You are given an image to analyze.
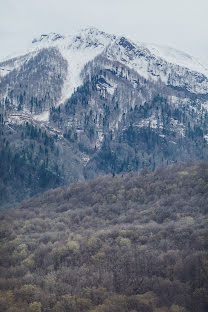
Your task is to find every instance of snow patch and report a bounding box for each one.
[169,118,185,137]
[81,153,90,164]
[135,115,162,129]
[34,111,50,122]
[58,46,106,105]
[94,131,104,149]
[7,112,34,125]
[204,135,208,143]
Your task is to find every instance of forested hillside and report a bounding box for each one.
[1,28,208,208]
[0,162,207,311]
[0,119,84,208]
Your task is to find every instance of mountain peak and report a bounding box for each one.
[31,27,116,52]
[2,27,208,98]
[70,27,116,49]
[32,32,65,44]
[80,26,106,35]
[80,26,115,38]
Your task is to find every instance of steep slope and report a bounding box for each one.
[0,114,84,208]
[0,47,68,115]
[0,162,207,311]
[142,43,208,75]
[1,27,208,207]
[51,55,208,178]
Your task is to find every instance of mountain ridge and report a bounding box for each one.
[27,27,208,78]
[1,27,208,208]
[1,27,208,110]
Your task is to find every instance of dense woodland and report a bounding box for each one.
[0,162,207,311]
[0,117,84,208]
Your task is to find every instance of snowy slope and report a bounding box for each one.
[29,28,208,81]
[1,27,208,111]
[31,28,116,104]
[141,43,208,77]
[31,28,208,96]
[106,36,208,94]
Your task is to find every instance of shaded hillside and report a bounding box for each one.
[0,117,84,209]
[0,162,207,311]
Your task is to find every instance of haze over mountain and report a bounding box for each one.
[0,27,208,207]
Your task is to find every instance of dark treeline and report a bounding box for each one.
[0,121,62,208]
[0,162,208,311]
[0,119,84,209]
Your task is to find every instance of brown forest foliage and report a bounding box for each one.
[0,162,208,311]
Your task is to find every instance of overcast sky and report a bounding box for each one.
[0,0,207,62]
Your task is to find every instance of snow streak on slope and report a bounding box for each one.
[58,44,108,105]
[32,28,116,105]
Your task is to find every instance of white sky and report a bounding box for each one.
[0,0,207,62]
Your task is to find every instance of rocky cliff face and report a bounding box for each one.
[0,27,208,207]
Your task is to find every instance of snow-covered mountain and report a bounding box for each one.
[1,27,208,207]
[28,28,208,94]
[1,27,208,116]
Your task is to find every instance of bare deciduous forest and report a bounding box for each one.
[0,162,207,312]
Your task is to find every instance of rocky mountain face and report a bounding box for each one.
[0,27,208,207]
